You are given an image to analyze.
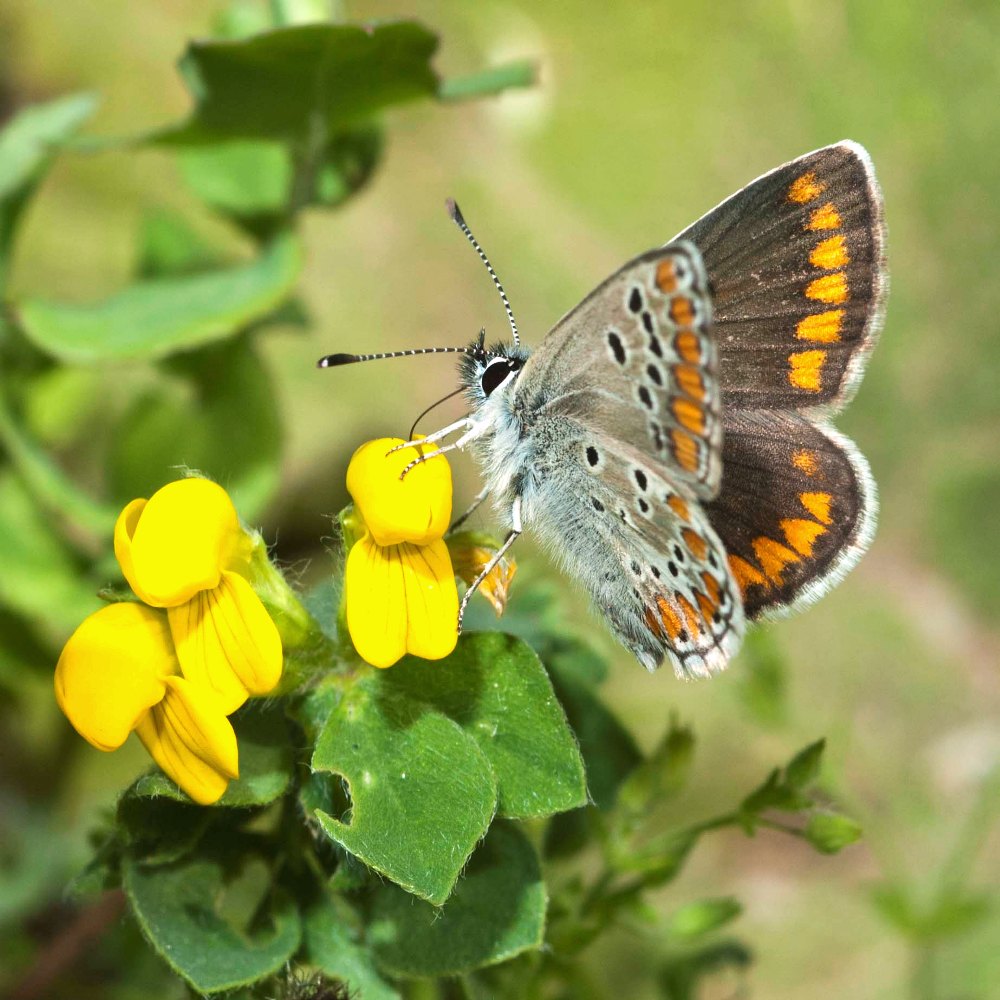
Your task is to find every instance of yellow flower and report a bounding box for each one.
[344,438,459,668]
[55,477,284,804]
[55,602,238,805]
[114,478,282,713]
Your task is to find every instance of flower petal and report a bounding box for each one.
[400,539,459,661]
[346,534,407,668]
[54,602,175,752]
[124,478,246,607]
[114,498,159,605]
[135,675,238,805]
[168,571,283,714]
[346,437,452,546]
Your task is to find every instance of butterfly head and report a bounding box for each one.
[459,331,529,408]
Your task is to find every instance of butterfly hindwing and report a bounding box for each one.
[704,408,876,620]
[521,415,744,676]
[673,141,886,414]
[516,243,723,497]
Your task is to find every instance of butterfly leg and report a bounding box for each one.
[398,422,487,479]
[450,486,489,533]
[386,417,472,456]
[457,496,521,630]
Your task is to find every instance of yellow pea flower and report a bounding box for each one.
[55,477,285,805]
[114,478,282,713]
[55,602,238,805]
[344,438,459,668]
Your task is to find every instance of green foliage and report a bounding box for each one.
[0,6,886,1000]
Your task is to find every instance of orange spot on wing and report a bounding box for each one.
[671,428,700,473]
[752,536,800,585]
[800,491,833,525]
[655,259,678,293]
[796,309,843,343]
[674,331,702,363]
[788,350,826,392]
[681,529,708,561]
[701,572,721,603]
[807,202,842,230]
[696,590,717,622]
[656,595,683,641]
[781,518,827,557]
[792,450,819,476]
[810,234,850,270]
[729,555,767,595]
[788,171,826,203]
[676,594,702,637]
[806,272,849,304]
[644,605,664,639]
[670,296,695,326]
[672,398,706,434]
[674,364,706,400]
[667,494,690,521]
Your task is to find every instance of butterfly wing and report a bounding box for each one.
[703,409,875,619]
[519,414,744,676]
[674,140,886,414]
[673,141,886,618]
[515,243,723,497]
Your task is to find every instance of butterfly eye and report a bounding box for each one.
[480,358,519,397]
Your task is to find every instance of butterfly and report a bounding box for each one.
[320,141,887,678]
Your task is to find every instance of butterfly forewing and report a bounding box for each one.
[515,243,723,497]
[674,141,886,414]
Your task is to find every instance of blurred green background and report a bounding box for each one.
[2,1,999,997]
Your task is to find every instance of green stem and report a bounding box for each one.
[438,61,538,102]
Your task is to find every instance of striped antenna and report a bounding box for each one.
[317,346,472,368]
[447,199,520,346]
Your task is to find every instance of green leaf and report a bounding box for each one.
[126,705,294,808]
[0,92,98,289]
[803,812,862,855]
[311,674,497,905]
[117,792,212,866]
[668,897,743,940]
[785,739,825,790]
[16,233,301,362]
[123,850,301,993]
[545,654,639,812]
[370,822,545,978]
[617,717,695,819]
[135,210,224,278]
[108,335,282,519]
[304,895,401,1000]
[659,939,753,1000]
[179,128,381,232]
[0,470,101,632]
[159,22,440,145]
[379,632,587,819]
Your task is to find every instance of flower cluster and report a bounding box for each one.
[55,478,283,804]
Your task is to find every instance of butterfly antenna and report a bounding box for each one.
[317,345,472,368]
[409,385,465,439]
[446,198,520,347]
